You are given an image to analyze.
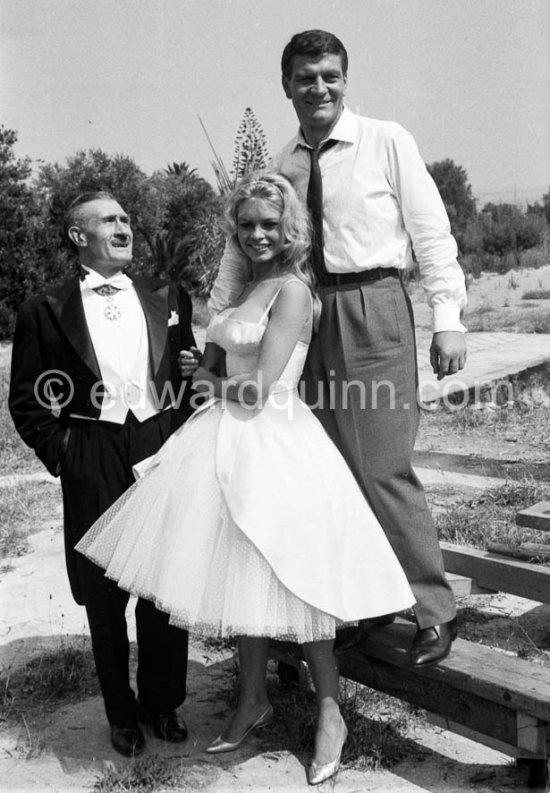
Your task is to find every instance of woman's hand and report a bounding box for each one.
[178,347,202,378]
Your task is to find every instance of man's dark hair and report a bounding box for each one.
[281,30,348,80]
[64,190,117,253]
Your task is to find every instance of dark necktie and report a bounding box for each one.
[306,139,337,281]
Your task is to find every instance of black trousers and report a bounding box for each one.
[61,410,189,726]
[302,274,455,629]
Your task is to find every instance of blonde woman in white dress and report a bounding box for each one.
[77,171,415,786]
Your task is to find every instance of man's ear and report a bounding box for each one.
[68,225,87,249]
[282,75,292,99]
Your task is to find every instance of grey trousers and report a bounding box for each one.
[302,273,455,629]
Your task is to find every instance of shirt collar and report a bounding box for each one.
[80,266,133,292]
[292,106,357,151]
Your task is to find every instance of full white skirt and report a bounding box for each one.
[77,394,415,643]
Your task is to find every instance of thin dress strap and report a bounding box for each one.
[258,278,311,324]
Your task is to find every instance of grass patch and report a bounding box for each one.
[464,305,550,333]
[339,681,427,770]
[437,396,548,432]
[93,756,221,793]
[0,349,40,476]
[263,670,425,771]
[220,660,426,772]
[93,756,189,793]
[418,364,550,461]
[436,479,550,550]
[1,637,99,725]
[196,634,236,654]
[522,289,550,300]
[0,480,61,560]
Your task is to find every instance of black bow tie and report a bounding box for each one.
[92,284,122,297]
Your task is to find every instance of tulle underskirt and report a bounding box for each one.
[78,405,340,643]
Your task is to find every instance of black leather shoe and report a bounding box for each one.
[334,614,396,655]
[150,711,188,742]
[410,617,458,667]
[110,724,145,757]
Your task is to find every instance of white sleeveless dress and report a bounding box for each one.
[76,283,415,643]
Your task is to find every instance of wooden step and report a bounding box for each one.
[517,502,550,533]
[271,619,550,757]
[446,571,495,596]
[441,542,550,604]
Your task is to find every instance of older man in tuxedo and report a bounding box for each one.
[9,191,195,756]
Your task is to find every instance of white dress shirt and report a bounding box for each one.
[79,270,159,423]
[209,107,467,333]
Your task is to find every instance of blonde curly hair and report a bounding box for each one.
[224,170,319,301]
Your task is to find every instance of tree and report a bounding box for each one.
[427,159,477,252]
[149,162,225,296]
[0,126,64,338]
[528,188,550,227]
[37,149,159,268]
[543,188,550,227]
[480,202,546,260]
[232,107,270,181]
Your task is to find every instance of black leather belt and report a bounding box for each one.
[318,267,400,287]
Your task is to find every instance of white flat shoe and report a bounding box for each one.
[205,705,273,754]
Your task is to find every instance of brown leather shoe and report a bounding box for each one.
[110,724,145,757]
[410,617,458,667]
[334,614,396,655]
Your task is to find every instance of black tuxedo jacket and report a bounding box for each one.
[9,274,196,476]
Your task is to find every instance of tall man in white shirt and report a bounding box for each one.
[10,192,195,755]
[209,30,467,667]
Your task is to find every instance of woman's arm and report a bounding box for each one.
[201,342,226,375]
[192,280,310,406]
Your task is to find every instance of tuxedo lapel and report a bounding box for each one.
[46,279,101,379]
[133,278,169,379]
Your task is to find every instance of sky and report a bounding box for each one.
[1,0,549,206]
